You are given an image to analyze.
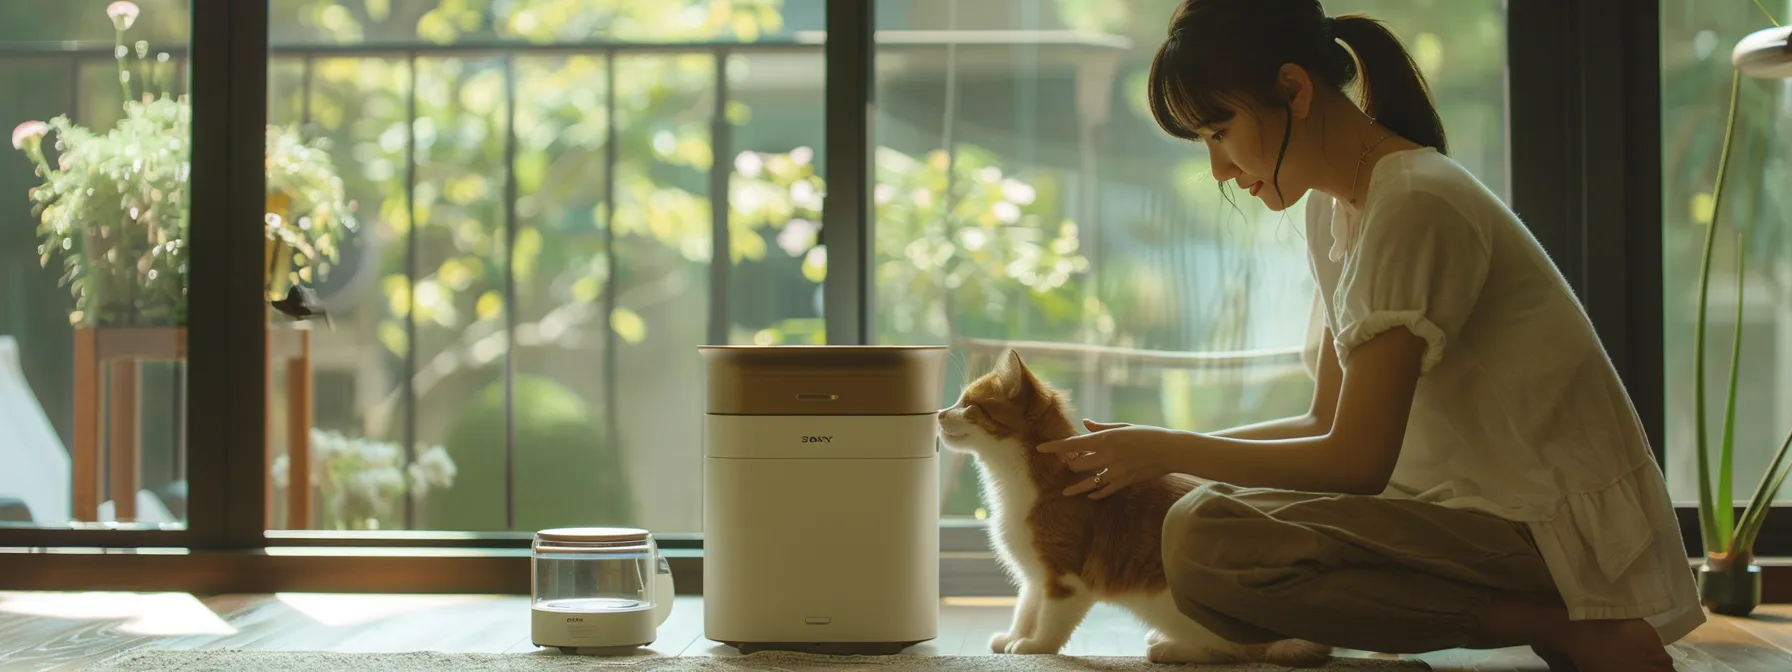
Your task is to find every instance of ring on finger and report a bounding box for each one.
[1093,468,1109,487]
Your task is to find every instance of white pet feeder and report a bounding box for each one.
[699,345,948,655]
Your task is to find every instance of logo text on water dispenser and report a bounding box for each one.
[801,436,833,443]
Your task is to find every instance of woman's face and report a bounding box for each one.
[1191,65,1324,212]
[1195,101,1310,212]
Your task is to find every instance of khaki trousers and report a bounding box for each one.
[1161,481,1560,653]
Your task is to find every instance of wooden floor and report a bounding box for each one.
[0,592,1788,670]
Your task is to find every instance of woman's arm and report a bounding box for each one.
[1045,326,1424,496]
[1206,415,1326,440]
[1208,328,1344,440]
[1170,327,1422,493]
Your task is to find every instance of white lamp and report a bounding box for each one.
[1733,25,1792,78]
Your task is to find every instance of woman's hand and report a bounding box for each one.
[1036,419,1185,499]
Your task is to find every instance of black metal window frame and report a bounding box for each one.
[3,0,1784,595]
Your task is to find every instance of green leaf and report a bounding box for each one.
[802,246,827,283]
[725,101,751,126]
[1692,192,1716,225]
[572,276,601,303]
[1733,425,1792,557]
[1694,71,1743,557]
[512,226,543,281]
[378,321,408,358]
[418,10,459,45]
[383,274,412,318]
[1716,233,1745,549]
[611,307,646,344]
[475,291,502,322]
[515,151,548,195]
[731,14,759,42]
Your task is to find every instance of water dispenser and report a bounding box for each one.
[530,527,675,653]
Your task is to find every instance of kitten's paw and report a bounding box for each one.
[1145,629,1167,647]
[1264,639,1333,667]
[1146,639,1233,664]
[988,632,1013,653]
[1002,638,1062,655]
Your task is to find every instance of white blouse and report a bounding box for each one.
[1297,147,1704,643]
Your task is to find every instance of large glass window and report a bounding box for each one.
[1661,0,1792,507]
[260,0,826,534]
[860,0,1508,518]
[259,0,1511,531]
[0,0,193,530]
[0,0,1514,544]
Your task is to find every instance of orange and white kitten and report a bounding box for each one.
[937,351,1330,666]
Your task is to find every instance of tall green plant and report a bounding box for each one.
[1693,4,1792,566]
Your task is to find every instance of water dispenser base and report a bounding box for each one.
[537,644,655,656]
[530,606,657,652]
[719,640,926,656]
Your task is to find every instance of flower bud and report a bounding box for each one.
[107,2,139,31]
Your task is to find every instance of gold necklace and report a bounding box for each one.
[1347,121,1395,205]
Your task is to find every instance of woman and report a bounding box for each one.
[1035,1,1702,670]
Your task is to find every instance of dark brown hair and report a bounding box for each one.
[1147,0,1447,200]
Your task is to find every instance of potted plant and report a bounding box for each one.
[1689,27,1792,615]
[11,1,355,328]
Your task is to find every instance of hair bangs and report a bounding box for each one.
[1147,39,1245,142]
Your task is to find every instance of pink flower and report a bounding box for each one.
[11,121,47,150]
[107,2,139,31]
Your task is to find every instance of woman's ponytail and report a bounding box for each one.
[1328,14,1448,154]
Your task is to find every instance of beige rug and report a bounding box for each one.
[93,649,1430,670]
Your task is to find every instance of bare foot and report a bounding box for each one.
[1544,619,1673,672]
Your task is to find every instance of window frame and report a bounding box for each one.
[4,0,1786,596]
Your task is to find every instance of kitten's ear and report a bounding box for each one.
[997,350,1036,401]
[1004,350,1027,374]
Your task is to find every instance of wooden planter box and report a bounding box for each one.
[71,323,314,529]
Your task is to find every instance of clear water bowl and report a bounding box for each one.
[531,528,665,614]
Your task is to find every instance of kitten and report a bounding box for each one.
[937,350,1331,666]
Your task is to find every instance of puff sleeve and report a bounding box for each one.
[1331,190,1490,374]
